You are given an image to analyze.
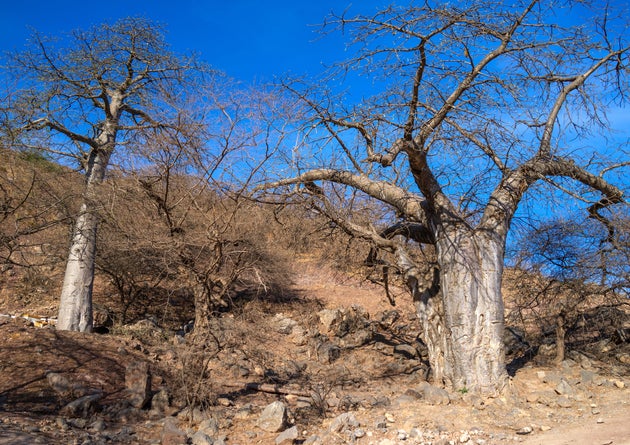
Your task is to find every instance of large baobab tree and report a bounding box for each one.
[1,18,204,331]
[263,0,629,395]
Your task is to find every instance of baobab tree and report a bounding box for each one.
[262,0,629,396]
[1,18,205,331]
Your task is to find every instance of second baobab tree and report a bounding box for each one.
[1,18,205,331]
[263,0,629,396]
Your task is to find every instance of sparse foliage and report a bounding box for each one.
[261,0,630,395]
[1,18,207,331]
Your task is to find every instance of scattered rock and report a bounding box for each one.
[191,431,214,445]
[46,372,74,397]
[580,370,596,385]
[394,343,418,358]
[318,309,344,336]
[88,418,106,432]
[125,360,151,408]
[276,425,299,444]
[354,428,366,438]
[150,389,171,418]
[542,371,562,386]
[316,341,341,364]
[60,393,102,418]
[516,426,533,435]
[161,417,187,445]
[614,380,625,389]
[555,379,574,396]
[329,412,359,433]
[198,418,219,437]
[257,401,287,433]
[273,313,298,334]
[557,395,572,408]
[419,382,451,405]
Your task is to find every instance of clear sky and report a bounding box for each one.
[0,0,388,82]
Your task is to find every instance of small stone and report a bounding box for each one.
[459,431,471,442]
[161,417,187,445]
[394,344,418,358]
[540,425,552,432]
[217,397,231,406]
[275,426,299,445]
[125,361,151,408]
[526,393,540,403]
[597,418,604,424]
[354,428,366,438]
[198,418,219,436]
[592,408,601,414]
[89,418,106,432]
[60,393,102,418]
[258,401,287,433]
[409,428,423,439]
[555,379,573,396]
[191,431,214,445]
[397,430,408,440]
[542,371,562,385]
[419,382,451,405]
[614,380,625,389]
[385,412,395,423]
[516,426,533,435]
[557,395,572,408]
[329,413,359,433]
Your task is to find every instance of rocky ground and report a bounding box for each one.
[1,261,629,445]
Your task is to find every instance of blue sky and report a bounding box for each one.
[0,0,388,82]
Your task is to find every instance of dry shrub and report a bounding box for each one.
[94,174,296,328]
[0,148,79,309]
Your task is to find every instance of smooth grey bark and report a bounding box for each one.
[57,149,113,331]
[435,229,507,394]
[55,88,120,331]
[396,229,508,395]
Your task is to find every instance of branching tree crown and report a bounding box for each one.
[1,17,208,331]
[262,0,629,395]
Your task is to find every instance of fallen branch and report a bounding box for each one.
[222,381,312,398]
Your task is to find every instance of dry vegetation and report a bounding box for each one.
[1,148,629,444]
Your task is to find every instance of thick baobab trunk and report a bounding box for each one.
[57,150,111,332]
[436,229,508,395]
[405,229,509,396]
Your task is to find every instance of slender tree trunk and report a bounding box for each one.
[57,149,111,332]
[554,310,566,366]
[192,283,213,338]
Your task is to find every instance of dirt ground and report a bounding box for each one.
[1,260,628,445]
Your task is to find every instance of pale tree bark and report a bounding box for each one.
[57,149,112,331]
[263,1,629,396]
[3,19,201,331]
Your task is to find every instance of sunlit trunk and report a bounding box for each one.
[408,228,509,396]
[57,149,111,332]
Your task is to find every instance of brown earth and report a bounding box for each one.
[1,260,629,445]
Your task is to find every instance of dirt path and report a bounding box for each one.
[520,411,630,445]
